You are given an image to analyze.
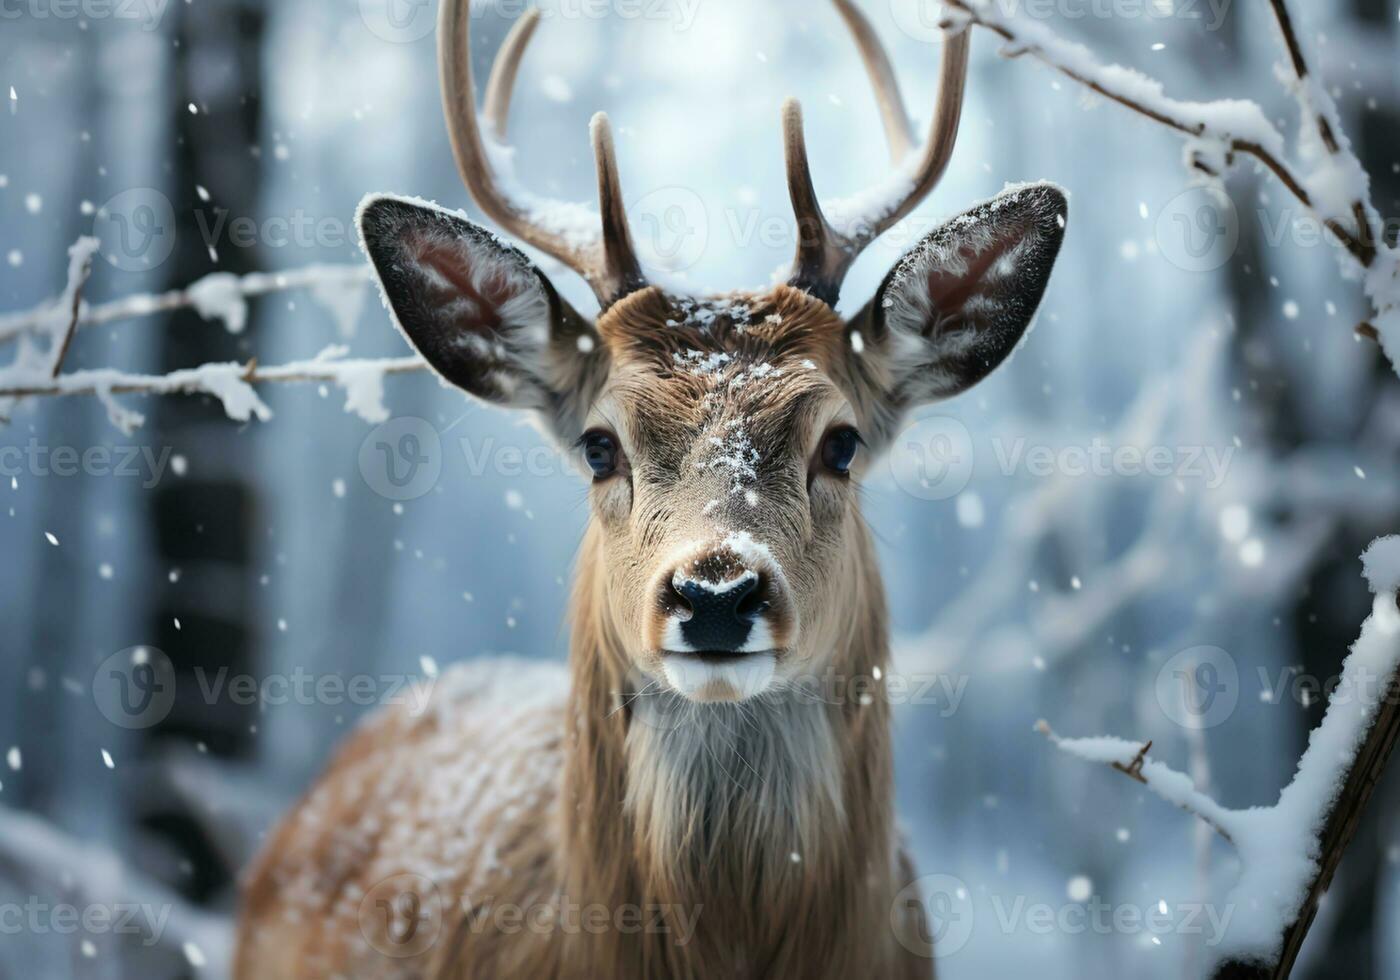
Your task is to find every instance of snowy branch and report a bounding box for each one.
[0,249,431,431]
[1040,537,1400,978]
[0,349,427,434]
[945,0,1400,370]
[0,262,373,343]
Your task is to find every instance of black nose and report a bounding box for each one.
[674,574,768,654]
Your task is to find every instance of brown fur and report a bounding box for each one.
[234,286,933,979]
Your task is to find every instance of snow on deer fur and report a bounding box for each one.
[1042,535,1400,969]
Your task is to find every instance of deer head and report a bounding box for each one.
[358,0,1066,705]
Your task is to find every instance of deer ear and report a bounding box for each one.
[856,182,1067,414]
[357,194,603,436]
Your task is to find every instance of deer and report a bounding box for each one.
[234,1,1066,977]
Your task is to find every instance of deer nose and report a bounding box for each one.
[666,571,769,655]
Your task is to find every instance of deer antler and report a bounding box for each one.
[785,2,970,304]
[439,0,647,307]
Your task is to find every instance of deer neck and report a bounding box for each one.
[558,521,896,949]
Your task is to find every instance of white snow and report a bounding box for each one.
[1361,535,1400,594]
[1041,535,1400,969]
[187,272,249,334]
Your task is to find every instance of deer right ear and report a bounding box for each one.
[849,182,1067,440]
[357,194,603,437]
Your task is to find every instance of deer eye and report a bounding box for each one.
[819,427,861,476]
[580,430,621,480]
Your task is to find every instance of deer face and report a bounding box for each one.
[356,1,1067,703]
[359,183,1065,701]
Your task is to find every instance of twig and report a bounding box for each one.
[0,355,427,400]
[1036,720,1236,844]
[1263,0,1377,264]
[1111,739,1149,783]
[943,0,1373,265]
[0,262,373,345]
[49,245,95,378]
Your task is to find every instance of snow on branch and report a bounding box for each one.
[945,0,1400,374]
[0,349,426,434]
[0,262,373,343]
[0,248,430,431]
[1039,536,1400,978]
[0,237,100,424]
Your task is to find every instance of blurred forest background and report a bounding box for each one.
[1,0,1398,976]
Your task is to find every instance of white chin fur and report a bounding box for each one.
[660,653,776,703]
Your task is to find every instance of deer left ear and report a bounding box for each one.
[356,194,603,440]
[854,182,1067,420]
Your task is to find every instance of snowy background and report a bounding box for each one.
[2,0,1399,977]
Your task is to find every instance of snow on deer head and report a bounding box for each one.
[357,0,1066,706]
